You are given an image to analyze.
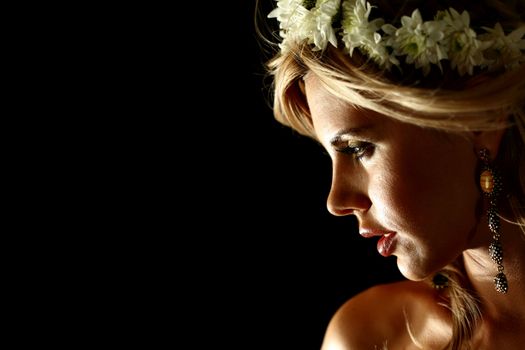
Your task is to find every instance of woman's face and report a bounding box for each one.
[304,74,482,280]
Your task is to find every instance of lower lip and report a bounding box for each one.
[377,233,396,257]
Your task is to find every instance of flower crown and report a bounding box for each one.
[268,0,525,76]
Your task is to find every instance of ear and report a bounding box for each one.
[472,112,510,158]
[472,128,507,159]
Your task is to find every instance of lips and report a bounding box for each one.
[377,233,396,257]
[359,229,397,257]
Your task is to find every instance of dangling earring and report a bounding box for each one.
[479,148,508,294]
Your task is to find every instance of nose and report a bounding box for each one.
[326,161,371,217]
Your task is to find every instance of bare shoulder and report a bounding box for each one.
[320,280,451,350]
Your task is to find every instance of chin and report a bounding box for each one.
[396,257,435,282]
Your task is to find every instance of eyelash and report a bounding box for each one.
[340,142,373,160]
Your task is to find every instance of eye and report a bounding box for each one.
[339,142,373,160]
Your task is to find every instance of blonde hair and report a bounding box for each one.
[260,0,525,348]
[268,42,525,220]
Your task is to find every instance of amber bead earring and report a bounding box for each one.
[479,148,507,294]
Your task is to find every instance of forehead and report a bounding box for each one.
[304,74,349,119]
[304,74,376,141]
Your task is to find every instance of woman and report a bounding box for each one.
[259,0,525,348]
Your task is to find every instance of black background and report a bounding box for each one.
[99,1,405,348]
[177,1,404,349]
[20,1,402,348]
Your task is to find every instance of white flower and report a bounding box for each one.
[480,23,525,71]
[383,9,447,75]
[440,8,488,76]
[267,1,524,75]
[268,0,309,52]
[268,0,340,52]
[268,0,305,31]
[341,0,398,69]
[304,0,341,50]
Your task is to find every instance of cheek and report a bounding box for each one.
[371,141,479,239]
[366,160,418,230]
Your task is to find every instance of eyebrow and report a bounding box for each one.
[329,126,373,146]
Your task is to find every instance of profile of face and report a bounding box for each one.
[304,74,485,281]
